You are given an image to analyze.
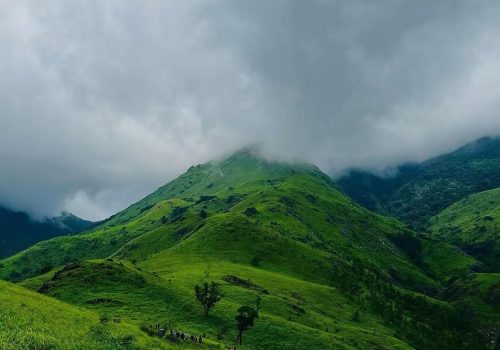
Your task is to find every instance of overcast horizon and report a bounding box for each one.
[2,1,500,220]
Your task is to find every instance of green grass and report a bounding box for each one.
[21,259,411,350]
[429,187,500,270]
[0,280,188,350]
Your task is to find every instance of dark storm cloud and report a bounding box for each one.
[1,0,500,220]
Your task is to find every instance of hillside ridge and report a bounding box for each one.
[0,150,495,349]
[0,205,93,259]
[337,136,500,228]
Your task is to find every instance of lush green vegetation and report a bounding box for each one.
[429,187,500,271]
[338,136,500,229]
[0,280,182,350]
[20,258,413,349]
[1,150,497,349]
[444,273,500,326]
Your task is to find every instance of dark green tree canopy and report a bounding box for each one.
[194,281,222,316]
[235,306,259,345]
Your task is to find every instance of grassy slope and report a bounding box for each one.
[428,188,500,332]
[429,187,500,271]
[1,151,491,349]
[0,280,185,350]
[22,259,410,350]
[1,152,448,287]
[113,166,439,288]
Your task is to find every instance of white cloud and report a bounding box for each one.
[1,0,500,220]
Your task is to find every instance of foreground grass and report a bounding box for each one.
[0,280,183,350]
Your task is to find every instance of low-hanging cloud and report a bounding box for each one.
[1,0,500,220]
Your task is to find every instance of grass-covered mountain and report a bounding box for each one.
[0,151,495,349]
[0,206,93,259]
[429,187,500,271]
[337,136,500,229]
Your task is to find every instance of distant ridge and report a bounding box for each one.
[0,205,93,259]
[337,136,500,228]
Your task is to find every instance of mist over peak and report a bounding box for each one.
[2,1,500,220]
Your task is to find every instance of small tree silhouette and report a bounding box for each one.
[235,306,258,345]
[194,281,222,316]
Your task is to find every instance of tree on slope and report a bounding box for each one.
[235,306,258,345]
[194,281,222,316]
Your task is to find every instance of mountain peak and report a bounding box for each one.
[216,146,320,174]
[49,211,94,232]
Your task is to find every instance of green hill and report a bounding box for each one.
[21,259,412,349]
[337,136,500,229]
[429,187,500,271]
[0,151,471,286]
[0,280,181,350]
[0,151,494,349]
[0,205,93,259]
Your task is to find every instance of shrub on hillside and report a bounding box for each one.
[250,256,261,267]
[235,306,258,345]
[244,207,258,216]
[194,281,222,316]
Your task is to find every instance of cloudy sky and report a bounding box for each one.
[1,0,500,220]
